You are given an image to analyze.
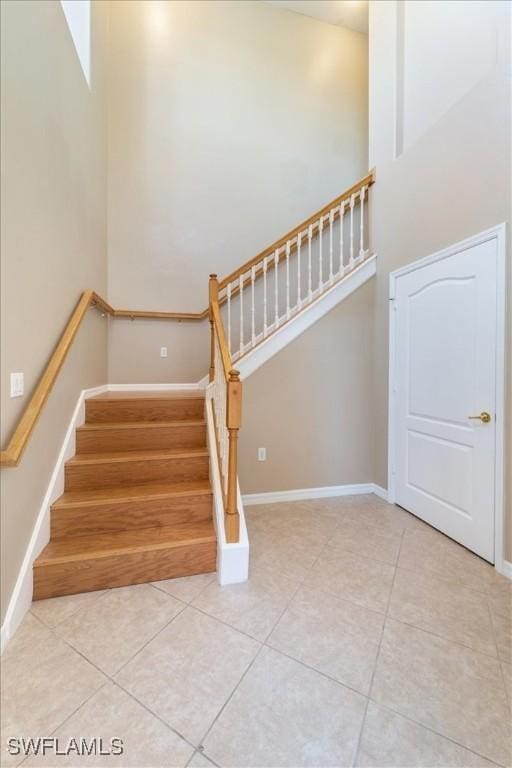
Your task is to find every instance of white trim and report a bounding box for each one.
[237,255,376,380]
[107,382,205,392]
[242,483,380,506]
[371,484,389,502]
[205,392,249,585]
[0,385,108,654]
[497,560,512,582]
[388,224,507,573]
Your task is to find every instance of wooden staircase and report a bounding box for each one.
[33,391,217,600]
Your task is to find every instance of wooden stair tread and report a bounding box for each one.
[87,391,205,401]
[53,480,212,508]
[35,521,216,565]
[67,447,208,465]
[34,388,216,599]
[78,419,205,431]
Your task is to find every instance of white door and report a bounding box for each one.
[392,236,499,562]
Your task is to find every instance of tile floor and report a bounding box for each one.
[1,495,511,768]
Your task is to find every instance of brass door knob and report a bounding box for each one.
[468,411,491,423]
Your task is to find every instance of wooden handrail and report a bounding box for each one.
[208,274,241,543]
[2,171,374,470]
[1,290,96,467]
[209,284,234,380]
[0,290,204,468]
[90,292,206,321]
[219,169,375,290]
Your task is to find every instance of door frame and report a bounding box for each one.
[387,224,507,573]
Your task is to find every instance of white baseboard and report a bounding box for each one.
[496,558,512,581]
[371,484,389,502]
[107,382,205,392]
[242,483,382,506]
[0,385,108,654]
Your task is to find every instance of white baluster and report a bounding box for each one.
[286,240,291,319]
[349,194,355,268]
[251,265,256,346]
[263,256,268,338]
[227,282,232,355]
[359,186,366,261]
[318,217,324,290]
[297,232,302,308]
[329,209,334,285]
[274,248,279,327]
[307,224,313,301]
[339,200,345,276]
[239,273,244,355]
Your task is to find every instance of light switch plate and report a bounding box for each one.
[10,372,24,398]
[258,447,266,461]
[160,347,168,358]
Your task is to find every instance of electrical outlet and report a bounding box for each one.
[10,372,24,398]
[160,347,168,358]
[258,447,266,461]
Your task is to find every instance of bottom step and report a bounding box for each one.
[33,522,217,599]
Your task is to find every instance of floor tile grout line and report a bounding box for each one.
[33,600,203,757]
[320,545,399,569]
[340,506,510,765]
[296,553,503,662]
[112,676,201,756]
[30,587,113,630]
[365,696,509,768]
[196,643,267,753]
[51,595,189,680]
[385,613,502,662]
[499,659,512,708]
[357,526,509,768]
[112,600,189,678]
[17,678,111,767]
[259,641,372,701]
[150,573,216,604]
[187,748,221,768]
[36,607,204,756]
[33,595,264,761]
[185,749,220,768]
[13,499,510,768]
[393,560,494,597]
[352,525,406,766]
[255,530,341,645]
[184,603,275,645]
[486,592,511,700]
[181,577,310,753]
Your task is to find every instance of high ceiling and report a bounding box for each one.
[264,1,369,34]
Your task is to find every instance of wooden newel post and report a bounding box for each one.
[226,369,242,543]
[209,274,218,383]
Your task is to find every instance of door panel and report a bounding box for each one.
[394,239,497,561]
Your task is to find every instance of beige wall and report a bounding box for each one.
[369,0,511,558]
[239,281,375,493]
[0,0,109,623]
[107,0,368,382]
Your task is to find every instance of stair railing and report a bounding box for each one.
[208,274,242,543]
[206,170,375,544]
[217,170,375,362]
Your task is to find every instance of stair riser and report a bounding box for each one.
[86,399,204,424]
[51,494,213,539]
[65,456,209,491]
[76,424,206,454]
[33,541,217,599]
